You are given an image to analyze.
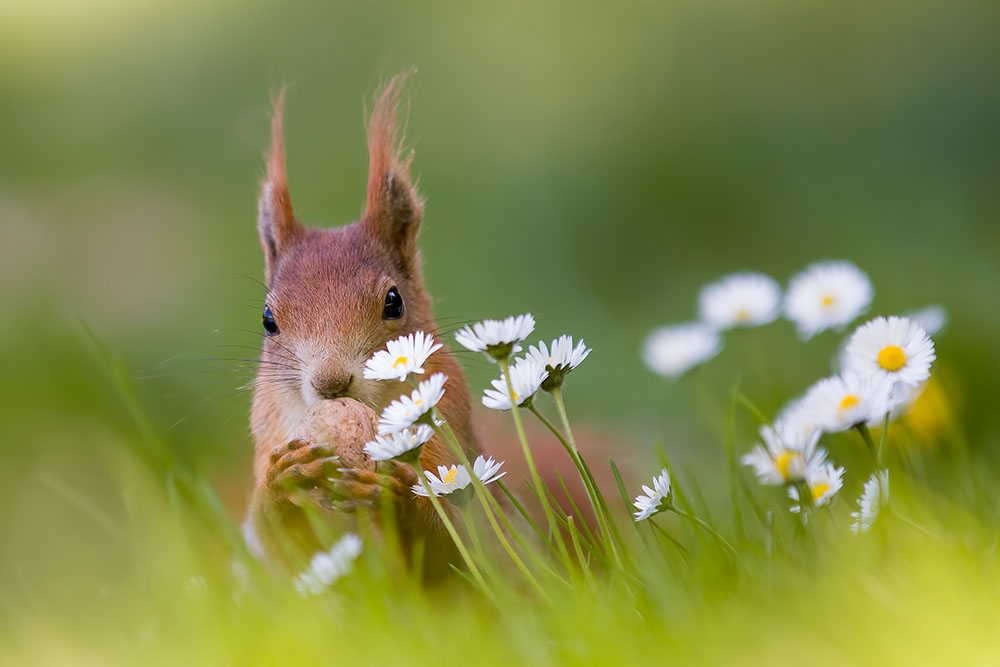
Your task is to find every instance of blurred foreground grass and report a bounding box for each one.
[3,326,999,665]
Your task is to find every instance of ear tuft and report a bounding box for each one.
[258,87,303,282]
[363,72,424,268]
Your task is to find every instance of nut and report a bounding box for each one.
[292,398,379,471]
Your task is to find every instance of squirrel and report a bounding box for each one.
[243,75,475,576]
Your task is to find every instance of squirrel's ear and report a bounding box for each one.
[361,73,424,270]
[258,89,303,283]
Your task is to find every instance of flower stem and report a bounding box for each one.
[876,412,890,466]
[529,400,622,569]
[431,421,552,601]
[854,423,878,461]
[501,357,573,569]
[413,468,491,598]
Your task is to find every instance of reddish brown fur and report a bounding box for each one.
[266,89,293,222]
[246,75,476,574]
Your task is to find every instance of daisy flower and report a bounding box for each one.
[844,316,935,387]
[698,272,782,329]
[294,533,363,595]
[482,357,546,410]
[363,331,442,382]
[526,335,592,391]
[363,424,435,463]
[774,398,820,444]
[789,462,845,512]
[376,373,447,435]
[642,323,722,379]
[412,456,506,506]
[632,468,673,521]
[801,371,894,433]
[851,470,889,534]
[904,305,947,337]
[742,423,823,485]
[454,314,535,362]
[784,261,873,339]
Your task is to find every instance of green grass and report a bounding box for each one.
[4,325,998,665]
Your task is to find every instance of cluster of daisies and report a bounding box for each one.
[636,259,944,533]
[296,317,593,593]
[358,318,590,502]
[642,260,942,379]
[744,314,934,529]
[294,273,943,593]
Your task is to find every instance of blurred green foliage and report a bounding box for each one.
[1,0,999,660]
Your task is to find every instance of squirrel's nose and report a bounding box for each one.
[311,372,353,400]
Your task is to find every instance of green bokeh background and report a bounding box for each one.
[1,0,998,577]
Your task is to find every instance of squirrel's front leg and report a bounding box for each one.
[247,437,343,570]
[248,430,460,578]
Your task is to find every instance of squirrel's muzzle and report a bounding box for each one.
[310,369,354,400]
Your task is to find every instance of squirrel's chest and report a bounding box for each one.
[251,386,306,448]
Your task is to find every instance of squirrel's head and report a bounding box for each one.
[254,76,435,417]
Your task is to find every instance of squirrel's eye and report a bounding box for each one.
[383,286,404,320]
[262,305,280,336]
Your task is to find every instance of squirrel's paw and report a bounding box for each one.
[324,461,419,514]
[265,438,343,509]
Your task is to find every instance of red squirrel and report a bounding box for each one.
[244,75,473,573]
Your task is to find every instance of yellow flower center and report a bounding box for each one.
[511,388,520,402]
[775,450,799,480]
[811,483,830,502]
[821,295,836,307]
[839,394,860,411]
[441,467,459,486]
[877,345,907,371]
[392,355,409,369]
[736,308,751,322]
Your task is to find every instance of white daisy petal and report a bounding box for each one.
[774,398,821,444]
[851,470,889,533]
[642,323,722,379]
[789,462,845,512]
[482,357,546,410]
[784,261,873,339]
[742,423,824,485]
[472,455,508,486]
[363,331,442,382]
[633,468,673,521]
[363,424,435,461]
[800,371,895,433]
[844,316,936,387]
[526,335,592,390]
[293,534,363,595]
[454,314,535,361]
[411,456,506,505]
[698,272,782,329]
[376,373,448,435]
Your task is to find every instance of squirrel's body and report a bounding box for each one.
[244,76,476,573]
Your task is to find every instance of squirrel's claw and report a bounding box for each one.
[270,437,308,464]
[265,440,341,495]
[286,486,338,511]
[324,464,418,513]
